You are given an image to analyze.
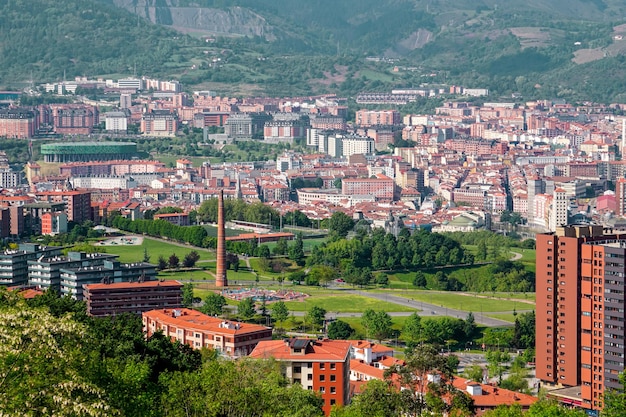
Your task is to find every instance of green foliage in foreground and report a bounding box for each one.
[2,287,619,417]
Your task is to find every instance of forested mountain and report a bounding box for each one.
[5,0,626,101]
[0,0,196,86]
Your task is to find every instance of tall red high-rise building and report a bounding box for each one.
[536,225,626,411]
[215,190,227,287]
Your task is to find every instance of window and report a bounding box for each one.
[330,387,336,394]
[330,363,336,370]
[330,399,336,405]
[330,375,336,382]
[320,387,325,393]
[320,363,325,370]
[307,374,313,381]
[320,375,325,382]
[294,366,301,373]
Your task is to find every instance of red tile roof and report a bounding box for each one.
[250,339,350,361]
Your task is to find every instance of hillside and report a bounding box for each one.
[4,0,626,102]
[0,0,203,86]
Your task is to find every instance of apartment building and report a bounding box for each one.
[60,259,157,300]
[143,308,272,357]
[0,244,63,286]
[28,251,117,291]
[0,108,38,138]
[341,174,395,200]
[141,110,178,137]
[536,225,626,411]
[84,280,183,316]
[355,109,401,127]
[250,338,351,416]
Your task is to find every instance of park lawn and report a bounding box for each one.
[158,269,214,281]
[282,295,416,313]
[338,316,410,340]
[370,290,532,313]
[203,224,244,238]
[100,237,215,263]
[260,237,327,253]
[248,257,303,277]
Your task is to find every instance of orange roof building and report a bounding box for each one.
[250,338,351,416]
[452,377,538,416]
[142,308,272,358]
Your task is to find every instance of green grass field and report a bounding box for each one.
[98,237,215,263]
[370,290,533,313]
[339,316,409,340]
[283,295,416,313]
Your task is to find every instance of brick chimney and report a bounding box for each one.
[215,189,228,287]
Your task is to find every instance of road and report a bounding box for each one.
[344,289,514,327]
[193,281,517,327]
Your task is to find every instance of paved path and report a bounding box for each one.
[510,251,523,261]
[344,289,514,327]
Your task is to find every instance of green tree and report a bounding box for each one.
[0,305,115,416]
[182,283,194,307]
[157,255,167,270]
[464,364,485,382]
[334,379,401,417]
[182,250,200,268]
[403,312,423,346]
[361,309,392,342]
[238,297,256,320]
[200,293,227,316]
[603,371,626,416]
[413,271,427,287]
[486,350,511,384]
[142,247,151,263]
[305,306,327,331]
[258,245,271,259]
[464,312,477,340]
[477,240,488,261]
[308,265,335,287]
[271,301,289,325]
[328,211,355,238]
[273,238,289,256]
[168,253,180,269]
[327,320,354,339]
[289,234,306,266]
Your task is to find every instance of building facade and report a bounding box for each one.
[536,225,626,411]
[143,308,272,357]
[250,338,351,416]
[84,280,183,316]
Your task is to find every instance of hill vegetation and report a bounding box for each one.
[5,0,626,101]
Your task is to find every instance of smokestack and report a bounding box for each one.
[215,190,228,287]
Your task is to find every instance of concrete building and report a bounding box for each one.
[41,142,137,163]
[355,109,401,127]
[105,111,128,132]
[341,174,395,200]
[60,259,157,300]
[141,110,177,137]
[153,212,190,226]
[52,105,98,135]
[536,225,626,411]
[28,251,118,291]
[250,338,351,416]
[0,244,63,286]
[40,212,68,235]
[143,308,272,357]
[84,280,183,316]
[342,136,375,157]
[0,108,37,138]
